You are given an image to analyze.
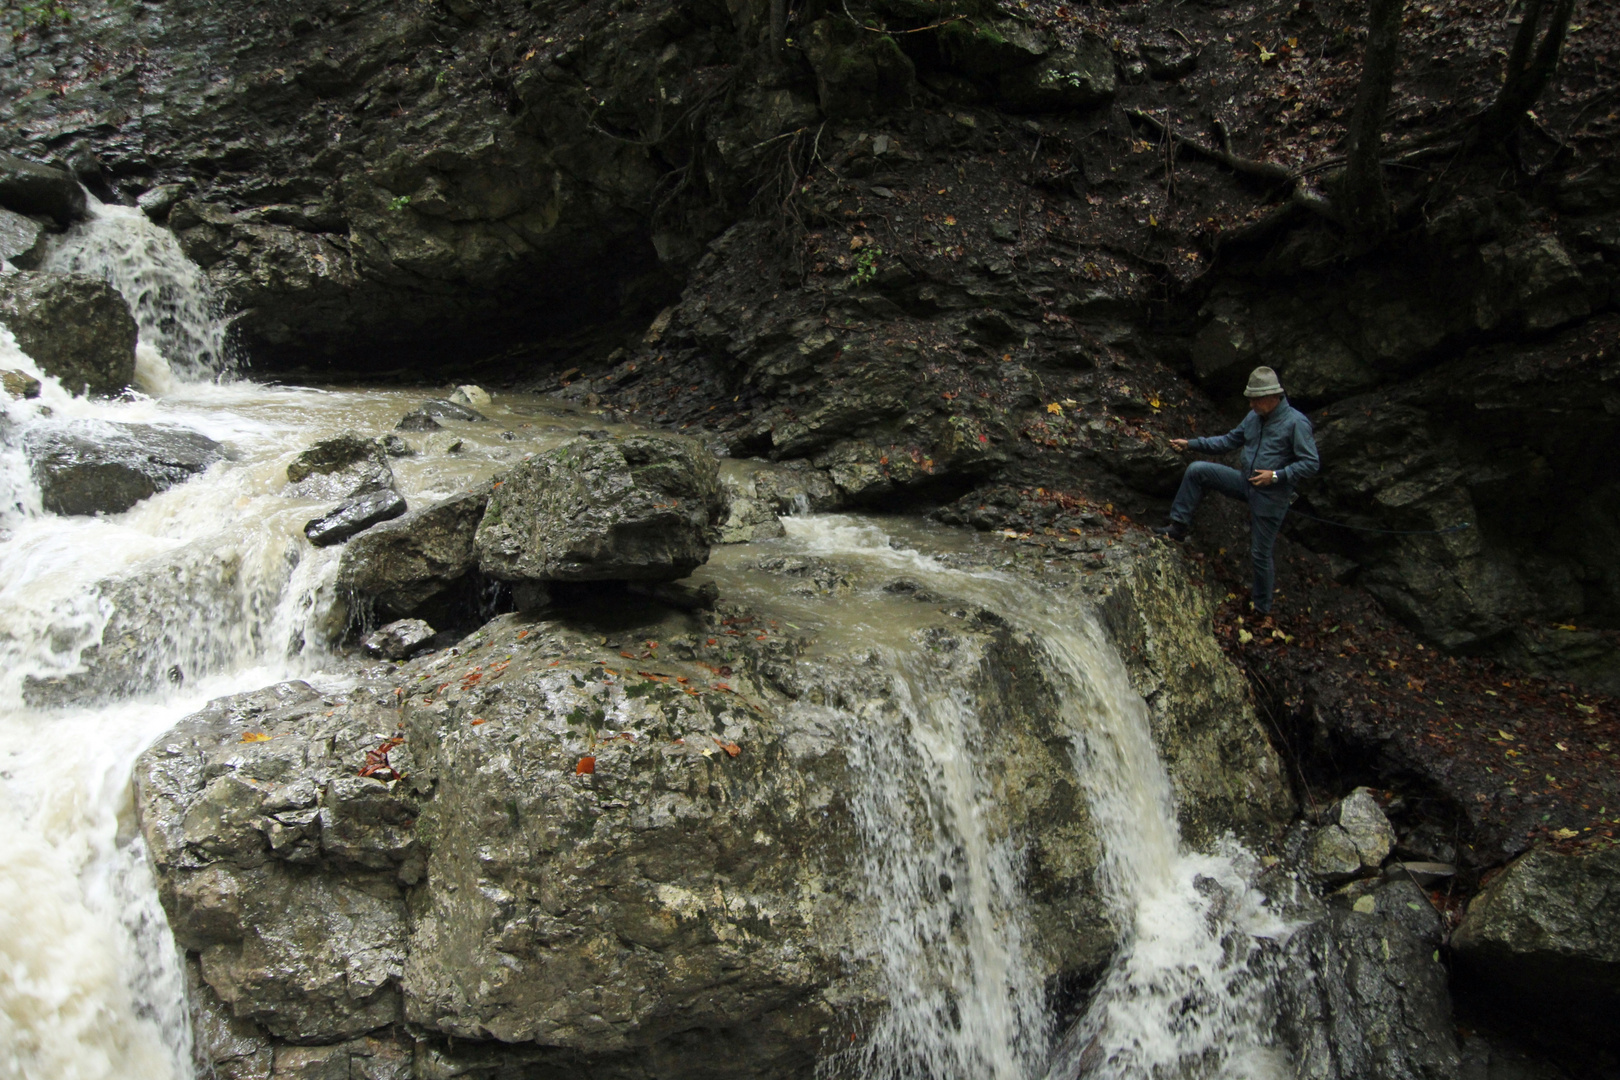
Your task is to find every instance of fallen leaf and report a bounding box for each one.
[575,755,596,775]
[471,717,486,726]
[1552,828,1579,840]
[241,732,272,743]
[713,737,741,757]
[1047,402,1064,415]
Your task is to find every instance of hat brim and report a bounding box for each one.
[1244,385,1283,397]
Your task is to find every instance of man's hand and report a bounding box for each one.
[1169,438,1189,451]
[1249,469,1278,486]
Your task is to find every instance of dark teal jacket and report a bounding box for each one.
[1189,398,1320,494]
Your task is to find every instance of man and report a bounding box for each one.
[1154,366,1320,618]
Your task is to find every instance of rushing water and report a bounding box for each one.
[0,203,1291,1079]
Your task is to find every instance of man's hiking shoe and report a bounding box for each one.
[1152,521,1189,542]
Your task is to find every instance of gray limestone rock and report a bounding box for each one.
[1452,845,1620,1042]
[362,619,437,661]
[997,39,1118,113]
[133,543,1293,1078]
[24,419,224,516]
[305,489,409,547]
[2,369,41,399]
[475,433,726,583]
[1275,880,1460,1080]
[0,151,86,225]
[285,434,396,506]
[0,270,138,396]
[335,490,489,622]
[137,183,188,223]
[0,205,44,265]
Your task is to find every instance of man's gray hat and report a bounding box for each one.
[1244,366,1284,398]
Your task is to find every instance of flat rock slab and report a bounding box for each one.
[0,270,138,397]
[475,433,725,583]
[305,488,408,547]
[24,419,224,515]
[397,399,486,431]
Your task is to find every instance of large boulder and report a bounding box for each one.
[997,40,1118,113]
[23,419,224,516]
[475,433,726,584]
[1451,845,1620,1042]
[0,151,86,225]
[0,271,138,396]
[1275,880,1459,1080]
[335,490,490,622]
[132,537,1293,1078]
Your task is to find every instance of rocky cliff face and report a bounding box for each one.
[134,540,1291,1077]
[6,0,1618,687]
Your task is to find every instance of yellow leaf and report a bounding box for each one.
[1237,629,1254,645]
[1556,623,1578,631]
[1497,730,1515,741]
[1047,402,1063,415]
[943,215,957,226]
[1256,41,1275,62]
[241,732,272,743]
[1148,214,1157,226]
[1150,397,1161,408]
[1552,828,1579,840]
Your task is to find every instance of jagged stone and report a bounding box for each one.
[1275,880,1459,1080]
[0,205,44,265]
[2,368,41,399]
[475,433,725,583]
[24,419,225,516]
[336,491,489,622]
[0,270,138,396]
[304,489,408,547]
[362,619,437,660]
[0,151,86,225]
[1452,845,1620,1042]
[285,433,395,500]
[998,40,1117,113]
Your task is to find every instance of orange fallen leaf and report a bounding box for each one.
[549,659,560,666]
[707,638,718,645]
[241,732,272,743]
[575,755,596,774]
[518,630,528,638]
[471,717,486,726]
[712,737,741,757]
[620,651,636,659]
[676,676,689,683]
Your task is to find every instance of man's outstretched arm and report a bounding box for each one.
[1171,423,1247,454]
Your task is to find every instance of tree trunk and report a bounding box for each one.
[769,0,787,61]
[1341,0,1405,236]
[1473,0,1577,147]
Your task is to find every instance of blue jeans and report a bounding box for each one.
[1169,462,1290,614]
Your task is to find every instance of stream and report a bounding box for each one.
[0,205,1294,1079]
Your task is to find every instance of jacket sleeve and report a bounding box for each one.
[1276,415,1321,484]
[1189,423,1247,454]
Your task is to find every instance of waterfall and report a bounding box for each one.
[40,199,234,387]
[778,517,1292,1080]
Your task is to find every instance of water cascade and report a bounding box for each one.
[1,206,1290,1080]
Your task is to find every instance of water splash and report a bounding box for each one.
[40,200,233,382]
[818,653,1050,1080]
[776,516,1293,1080]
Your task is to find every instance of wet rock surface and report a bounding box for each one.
[1452,845,1620,1044]
[0,270,138,396]
[305,487,408,547]
[335,489,490,624]
[362,619,436,661]
[1275,879,1459,1080]
[475,433,725,584]
[24,418,224,515]
[0,151,86,226]
[134,535,1291,1078]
